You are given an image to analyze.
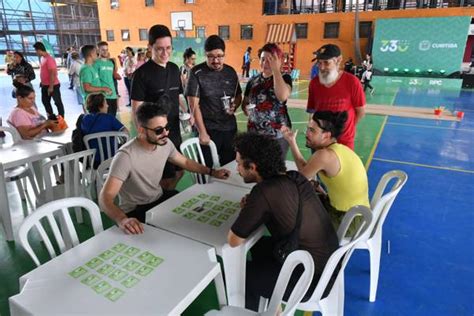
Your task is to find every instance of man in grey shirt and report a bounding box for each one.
[99,96,230,235]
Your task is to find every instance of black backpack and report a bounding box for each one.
[71,114,86,153]
[72,114,100,153]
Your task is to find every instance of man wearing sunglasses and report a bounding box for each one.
[281,111,369,235]
[99,98,230,235]
[186,35,242,167]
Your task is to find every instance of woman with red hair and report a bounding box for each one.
[242,43,292,159]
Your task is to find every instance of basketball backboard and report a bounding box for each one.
[171,12,193,31]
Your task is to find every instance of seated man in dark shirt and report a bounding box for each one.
[228,132,339,311]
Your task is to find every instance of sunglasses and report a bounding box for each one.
[142,124,170,135]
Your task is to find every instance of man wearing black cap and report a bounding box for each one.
[186,35,242,166]
[306,44,365,150]
[131,24,187,190]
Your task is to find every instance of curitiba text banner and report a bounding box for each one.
[372,16,471,75]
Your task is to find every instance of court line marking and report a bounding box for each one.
[365,116,388,170]
[372,158,474,174]
[386,122,474,132]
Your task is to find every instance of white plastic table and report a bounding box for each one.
[145,181,264,307]
[0,140,64,241]
[9,225,226,315]
[41,129,73,154]
[213,159,298,189]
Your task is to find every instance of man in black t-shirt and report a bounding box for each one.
[228,132,339,311]
[186,35,242,166]
[131,24,187,190]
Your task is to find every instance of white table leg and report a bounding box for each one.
[0,163,14,241]
[220,226,266,307]
[221,245,246,307]
[214,269,228,307]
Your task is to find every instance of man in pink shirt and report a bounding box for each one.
[306,44,365,150]
[33,42,65,119]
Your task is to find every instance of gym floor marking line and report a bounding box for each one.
[386,122,474,132]
[373,158,474,174]
[365,116,388,170]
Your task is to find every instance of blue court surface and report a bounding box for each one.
[346,83,474,315]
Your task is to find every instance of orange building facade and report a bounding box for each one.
[97,0,473,78]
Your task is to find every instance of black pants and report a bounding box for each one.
[106,98,118,117]
[126,189,178,223]
[363,80,373,92]
[201,129,236,168]
[245,237,319,311]
[242,63,250,78]
[41,84,65,118]
[124,77,132,105]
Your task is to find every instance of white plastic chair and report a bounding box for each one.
[180,137,220,184]
[350,170,408,302]
[95,157,113,200]
[36,149,96,223]
[206,250,315,316]
[83,131,129,166]
[288,206,373,316]
[18,197,103,266]
[0,126,39,211]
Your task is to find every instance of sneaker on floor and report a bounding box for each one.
[370,88,375,96]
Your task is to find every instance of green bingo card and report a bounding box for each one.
[68,243,164,302]
[173,194,241,227]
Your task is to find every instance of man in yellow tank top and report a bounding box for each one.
[281,111,370,233]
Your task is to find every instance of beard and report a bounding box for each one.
[318,68,339,85]
[145,133,168,146]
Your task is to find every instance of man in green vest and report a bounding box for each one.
[95,41,118,116]
[80,45,111,107]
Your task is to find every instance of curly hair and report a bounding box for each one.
[312,111,348,139]
[136,95,170,126]
[234,132,286,180]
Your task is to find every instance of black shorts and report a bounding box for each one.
[162,126,183,179]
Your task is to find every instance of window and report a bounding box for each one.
[184,0,195,3]
[324,22,339,39]
[110,0,119,9]
[176,30,186,38]
[295,23,308,39]
[106,30,114,41]
[241,25,253,40]
[359,21,373,38]
[218,25,230,40]
[145,0,154,6]
[196,26,206,38]
[121,29,130,41]
[139,29,148,41]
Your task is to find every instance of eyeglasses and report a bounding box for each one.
[206,54,225,61]
[142,124,170,135]
[153,46,172,54]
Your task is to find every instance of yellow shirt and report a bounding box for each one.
[319,143,370,212]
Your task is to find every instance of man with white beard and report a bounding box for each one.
[306,44,365,150]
